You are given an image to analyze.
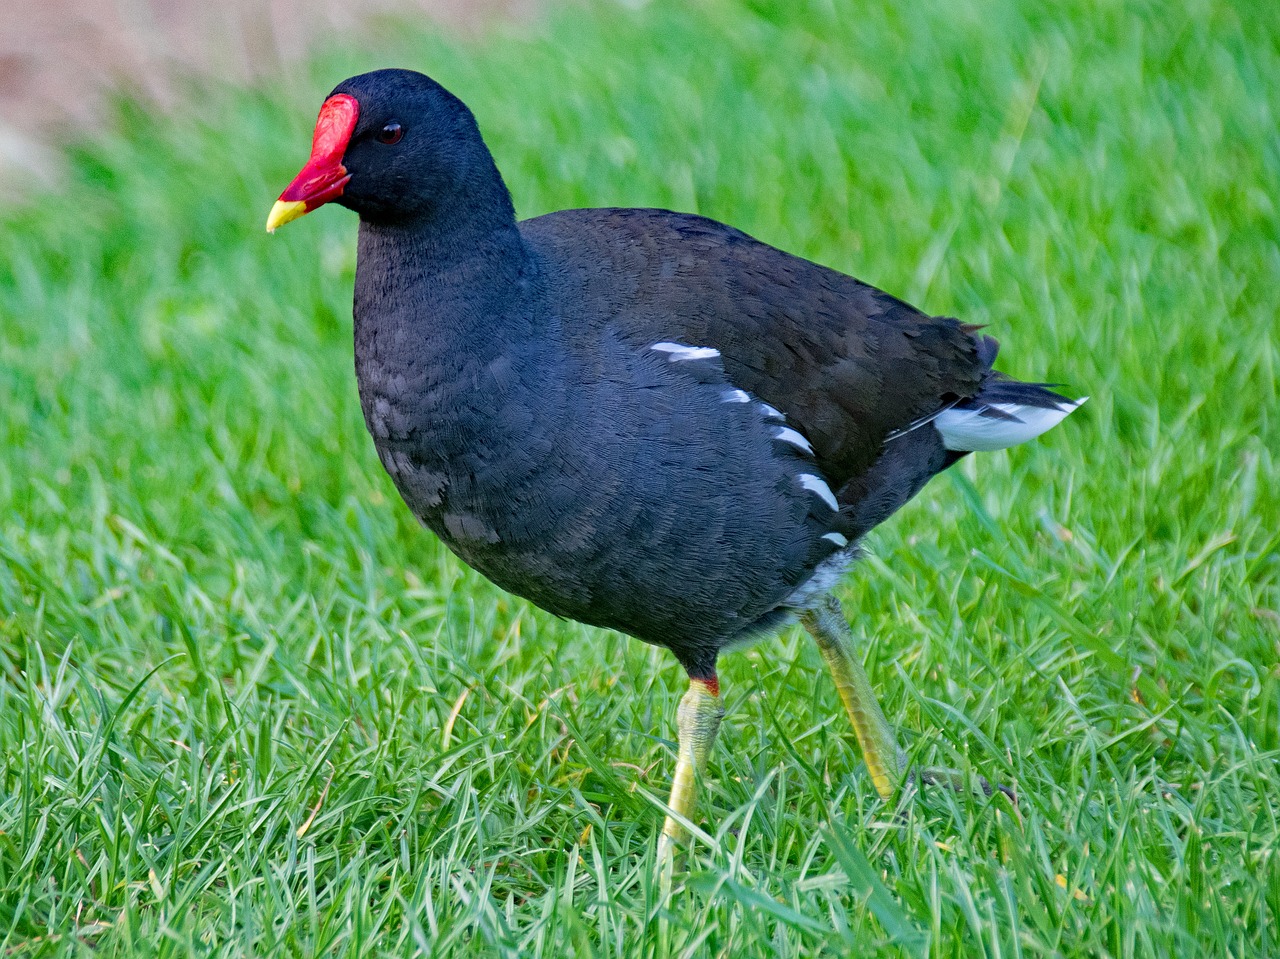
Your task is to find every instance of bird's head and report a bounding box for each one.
[266,68,496,232]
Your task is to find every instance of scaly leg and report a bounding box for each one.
[801,598,903,800]
[657,676,724,860]
[802,596,1015,803]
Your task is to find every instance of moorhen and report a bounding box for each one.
[267,69,1084,855]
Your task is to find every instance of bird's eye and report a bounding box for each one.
[377,122,403,145]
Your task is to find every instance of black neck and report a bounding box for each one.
[355,214,530,314]
[351,201,552,457]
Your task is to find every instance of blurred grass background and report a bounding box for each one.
[1,0,1278,955]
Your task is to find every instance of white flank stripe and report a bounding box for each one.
[775,426,814,455]
[759,403,785,422]
[721,388,750,403]
[822,532,849,548]
[936,397,1088,452]
[651,341,720,362]
[799,473,839,511]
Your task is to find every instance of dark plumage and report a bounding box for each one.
[268,68,1083,847]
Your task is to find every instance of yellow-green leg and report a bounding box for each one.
[802,597,1015,803]
[801,598,903,799]
[657,677,724,860]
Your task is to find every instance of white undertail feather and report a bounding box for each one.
[935,397,1088,452]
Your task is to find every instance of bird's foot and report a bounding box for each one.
[909,766,1017,805]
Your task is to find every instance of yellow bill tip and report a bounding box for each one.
[265,199,308,233]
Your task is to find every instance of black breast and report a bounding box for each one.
[365,293,844,676]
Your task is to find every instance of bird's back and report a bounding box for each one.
[519,207,992,489]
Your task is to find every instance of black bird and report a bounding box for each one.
[267,68,1084,854]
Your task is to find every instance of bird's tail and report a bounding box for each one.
[934,373,1087,452]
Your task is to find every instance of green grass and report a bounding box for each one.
[2,0,1278,954]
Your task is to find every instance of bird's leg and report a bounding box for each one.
[801,596,1015,804]
[657,675,724,859]
[801,597,904,800]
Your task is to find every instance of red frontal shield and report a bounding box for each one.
[266,93,359,232]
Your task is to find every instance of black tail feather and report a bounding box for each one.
[960,373,1074,413]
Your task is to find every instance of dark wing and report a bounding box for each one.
[520,207,994,488]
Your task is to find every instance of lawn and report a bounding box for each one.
[1,0,1278,955]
